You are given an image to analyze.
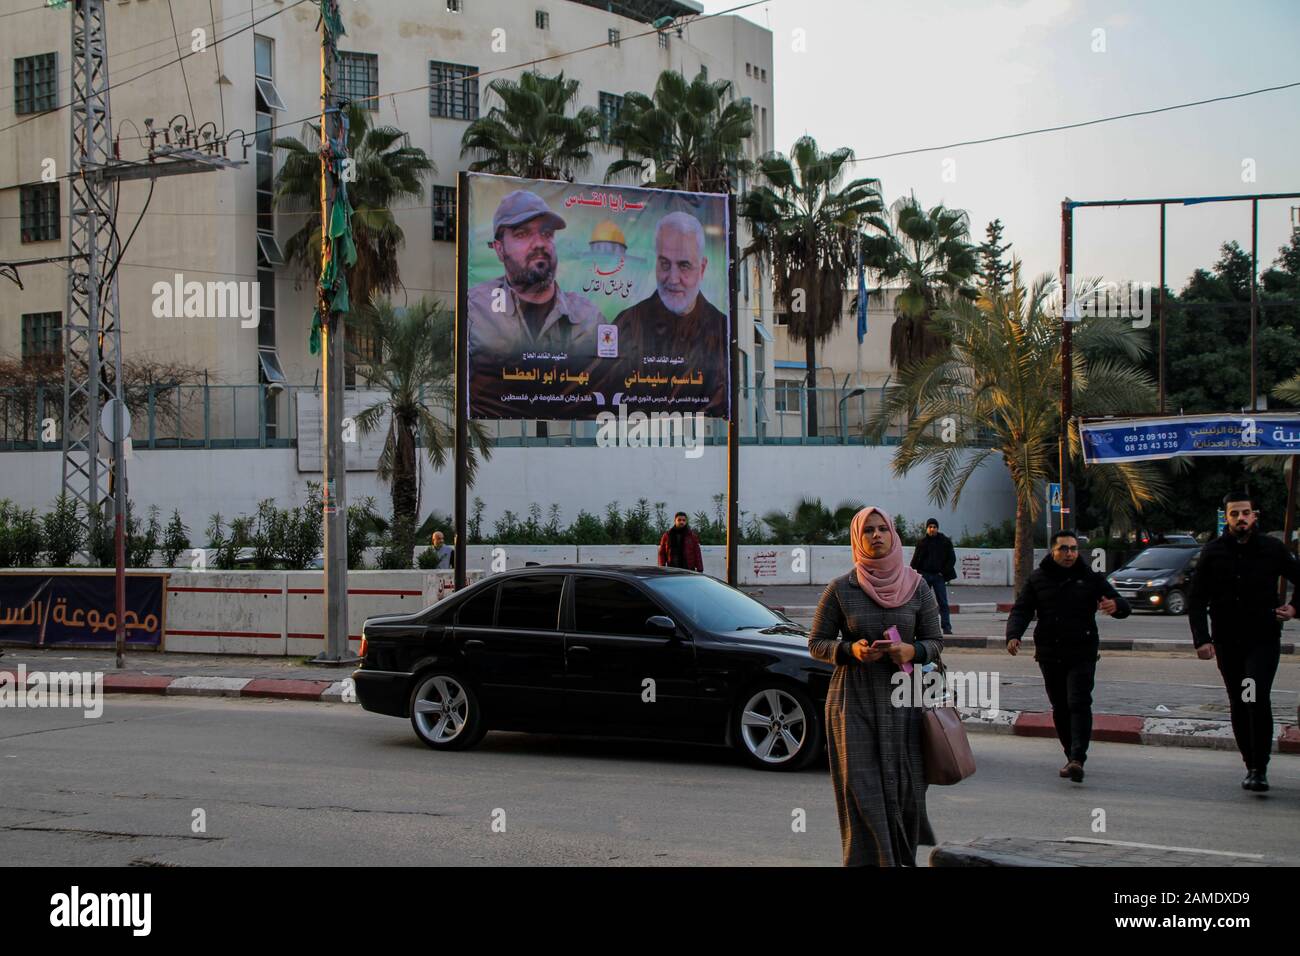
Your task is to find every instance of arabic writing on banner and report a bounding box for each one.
[0,573,167,647]
[1080,414,1300,464]
[464,173,731,421]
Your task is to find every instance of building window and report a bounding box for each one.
[14,53,57,115]
[658,31,669,50]
[536,9,549,29]
[430,61,479,120]
[254,35,285,111]
[761,68,767,82]
[255,112,275,234]
[19,183,59,243]
[774,311,790,327]
[774,381,802,414]
[432,184,456,241]
[21,312,61,361]
[446,0,462,11]
[745,63,752,77]
[338,52,379,110]
[598,91,623,146]
[699,64,707,81]
[254,35,273,79]
[608,29,620,48]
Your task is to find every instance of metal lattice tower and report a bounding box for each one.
[62,0,125,529]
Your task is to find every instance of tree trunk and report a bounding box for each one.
[804,333,818,436]
[390,422,419,569]
[1013,492,1034,595]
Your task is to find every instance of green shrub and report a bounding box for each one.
[42,494,83,566]
[127,504,162,567]
[0,502,44,567]
[161,510,190,567]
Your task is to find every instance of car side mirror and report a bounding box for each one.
[646,615,676,634]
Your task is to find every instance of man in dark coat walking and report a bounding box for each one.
[658,512,704,572]
[1188,490,1300,793]
[910,518,957,634]
[1006,529,1130,782]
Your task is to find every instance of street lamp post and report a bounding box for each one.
[838,387,867,443]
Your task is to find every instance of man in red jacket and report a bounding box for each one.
[658,512,704,572]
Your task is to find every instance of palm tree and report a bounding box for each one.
[740,136,885,435]
[604,69,753,193]
[761,497,864,545]
[351,298,492,566]
[460,70,603,180]
[866,263,1168,591]
[273,104,434,314]
[863,193,980,369]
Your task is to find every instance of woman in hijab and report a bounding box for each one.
[808,507,944,867]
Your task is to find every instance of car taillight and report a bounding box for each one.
[358,634,368,659]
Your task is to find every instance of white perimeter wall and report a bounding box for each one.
[0,444,1015,542]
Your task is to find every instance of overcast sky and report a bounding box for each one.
[700,0,1300,292]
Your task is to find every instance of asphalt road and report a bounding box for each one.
[2,696,1296,866]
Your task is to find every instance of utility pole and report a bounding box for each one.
[58,1,241,667]
[316,0,352,662]
[1059,200,1074,531]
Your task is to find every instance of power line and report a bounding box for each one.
[0,0,310,137]
[0,0,286,95]
[847,80,1300,165]
[166,0,198,129]
[204,0,772,154]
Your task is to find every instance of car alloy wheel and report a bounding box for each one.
[409,673,482,750]
[1165,589,1186,615]
[739,687,809,767]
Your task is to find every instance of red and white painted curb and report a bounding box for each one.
[6,665,1294,754]
[963,707,1300,755]
[1,668,354,703]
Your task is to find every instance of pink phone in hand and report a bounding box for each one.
[883,625,913,675]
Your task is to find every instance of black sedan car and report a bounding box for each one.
[354,565,832,770]
[1107,544,1202,614]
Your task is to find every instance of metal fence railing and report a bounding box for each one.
[1,383,974,450]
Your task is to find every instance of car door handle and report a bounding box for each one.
[568,645,590,654]
[463,639,485,650]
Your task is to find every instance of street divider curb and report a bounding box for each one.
[56,670,1292,754]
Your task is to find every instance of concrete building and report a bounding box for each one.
[0,0,778,440]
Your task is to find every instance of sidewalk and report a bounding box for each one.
[3,647,1297,755]
[929,836,1283,866]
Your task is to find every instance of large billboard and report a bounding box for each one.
[462,172,732,420]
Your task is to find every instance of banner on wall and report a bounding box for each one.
[0,573,167,647]
[462,172,732,421]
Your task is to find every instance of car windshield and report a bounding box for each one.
[1124,548,1193,570]
[642,575,786,632]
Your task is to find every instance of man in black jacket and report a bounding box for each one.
[1188,490,1300,793]
[1005,529,1131,782]
[911,518,957,634]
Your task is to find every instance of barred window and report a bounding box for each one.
[608,29,620,48]
[536,10,549,29]
[429,61,479,120]
[339,52,378,111]
[598,92,623,146]
[446,0,462,11]
[14,53,57,115]
[659,31,669,50]
[432,185,456,242]
[21,312,61,361]
[19,183,59,243]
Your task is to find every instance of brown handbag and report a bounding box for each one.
[920,663,977,785]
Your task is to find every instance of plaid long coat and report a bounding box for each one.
[808,571,945,866]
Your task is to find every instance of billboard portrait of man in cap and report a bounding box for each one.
[467,189,603,366]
